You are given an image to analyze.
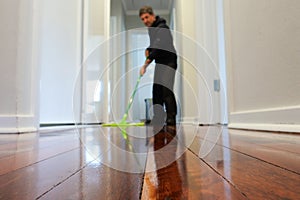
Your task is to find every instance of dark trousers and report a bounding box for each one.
[152,63,177,121]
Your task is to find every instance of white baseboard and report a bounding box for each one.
[229,106,300,133]
[228,123,300,133]
[180,117,200,125]
[1,127,38,134]
[0,115,38,133]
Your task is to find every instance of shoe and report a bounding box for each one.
[166,113,176,126]
[165,125,177,136]
[166,118,176,126]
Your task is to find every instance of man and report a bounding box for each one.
[139,6,177,126]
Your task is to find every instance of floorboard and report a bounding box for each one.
[189,127,300,199]
[0,125,299,199]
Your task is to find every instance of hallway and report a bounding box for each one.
[0,125,299,199]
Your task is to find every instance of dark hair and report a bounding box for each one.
[139,6,154,16]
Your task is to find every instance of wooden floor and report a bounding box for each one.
[0,125,299,200]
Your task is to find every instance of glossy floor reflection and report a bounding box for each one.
[0,125,299,199]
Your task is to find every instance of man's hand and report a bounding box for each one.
[140,64,147,76]
[145,49,150,58]
[140,59,152,76]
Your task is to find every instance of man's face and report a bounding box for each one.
[140,13,156,27]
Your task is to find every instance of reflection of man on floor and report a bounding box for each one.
[143,128,187,199]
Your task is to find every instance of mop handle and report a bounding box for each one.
[121,75,142,123]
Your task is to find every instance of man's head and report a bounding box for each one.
[139,6,156,27]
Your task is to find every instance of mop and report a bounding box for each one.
[102,75,145,127]
[101,75,145,173]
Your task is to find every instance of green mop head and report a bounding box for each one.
[101,121,145,127]
[102,114,144,127]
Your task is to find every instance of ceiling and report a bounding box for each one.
[122,0,173,16]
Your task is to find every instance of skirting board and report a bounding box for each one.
[0,115,38,133]
[0,127,37,134]
[179,117,201,125]
[228,123,300,133]
[229,106,300,133]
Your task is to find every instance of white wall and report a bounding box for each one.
[224,0,300,132]
[109,0,127,121]
[39,0,82,124]
[0,0,111,129]
[39,0,112,125]
[0,0,40,133]
[174,0,198,123]
[174,0,227,124]
[80,0,111,123]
